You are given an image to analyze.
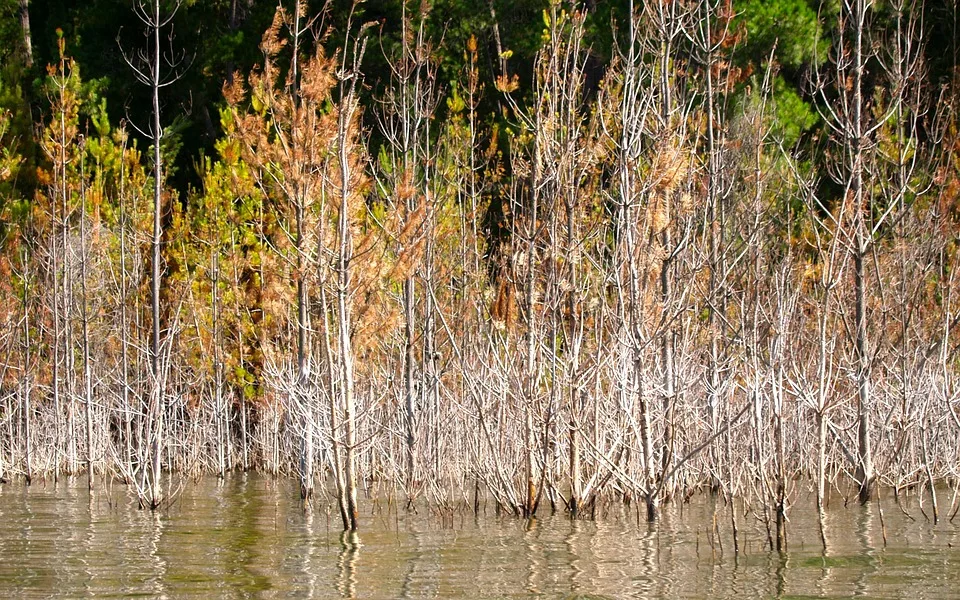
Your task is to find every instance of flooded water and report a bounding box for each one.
[0,476,958,598]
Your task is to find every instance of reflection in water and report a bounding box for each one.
[854,501,878,598]
[223,475,272,594]
[774,552,788,599]
[815,501,832,598]
[81,492,95,595]
[337,530,360,599]
[632,521,658,597]
[399,513,442,600]
[564,518,583,594]
[0,477,957,598]
[303,505,317,598]
[146,511,167,599]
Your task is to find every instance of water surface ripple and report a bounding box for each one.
[0,476,957,598]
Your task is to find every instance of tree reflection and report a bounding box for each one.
[337,529,360,598]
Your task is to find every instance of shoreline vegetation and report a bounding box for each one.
[0,0,959,550]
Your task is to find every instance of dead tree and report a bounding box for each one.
[120,0,190,509]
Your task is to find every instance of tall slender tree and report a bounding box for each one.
[120,0,189,509]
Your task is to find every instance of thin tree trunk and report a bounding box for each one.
[50,57,69,479]
[849,0,874,505]
[920,420,939,523]
[119,137,133,479]
[321,286,349,528]
[296,195,314,499]
[774,361,787,552]
[80,156,94,490]
[524,194,539,518]
[817,407,828,549]
[212,247,225,479]
[62,85,76,476]
[21,262,31,485]
[18,0,32,68]
[854,249,874,502]
[404,276,416,494]
[148,0,165,510]
[336,66,362,529]
[339,185,359,531]
[638,360,658,521]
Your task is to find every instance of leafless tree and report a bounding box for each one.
[120,0,190,509]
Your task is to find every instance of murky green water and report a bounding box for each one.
[0,476,957,598]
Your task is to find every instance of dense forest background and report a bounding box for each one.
[0,0,959,541]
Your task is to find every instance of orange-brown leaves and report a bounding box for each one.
[300,52,336,105]
[491,269,518,330]
[651,141,689,195]
[260,7,288,61]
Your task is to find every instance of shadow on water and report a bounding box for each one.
[0,476,957,598]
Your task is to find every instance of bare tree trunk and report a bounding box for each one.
[212,247,226,479]
[817,406,828,548]
[814,0,879,507]
[18,0,32,68]
[851,31,872,496]
[338,168,359,531]
[21,260,31,485]
[50,53,70,478]
[404,276,416,492]
[296,193,315,499]
[146,0,167,510]
[424,264,439,482]
[119,136,133,479]
[234,270,248,472]
[58,57,76,477]
[336,43,365,528]
[523,191,539,518]
[638,360,658,521]
[854,247,874,502]
[816,262,835,550]
[225,0,239,85]
[422,161,439,484]
[655,0,681,503]
[80,154,94,490]
[240,390,248,471]
[774,361,787,551]
[920,420,939,523]
[321,286,349,528]
[660,226,674,499]
[566,202,582,514]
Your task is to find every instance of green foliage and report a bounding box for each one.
[770,75,819,147]
[0,93,23,213]
[172,135,269,402]
[0,64,35,201]
[734,0,826,71]
[0,0,20,64]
